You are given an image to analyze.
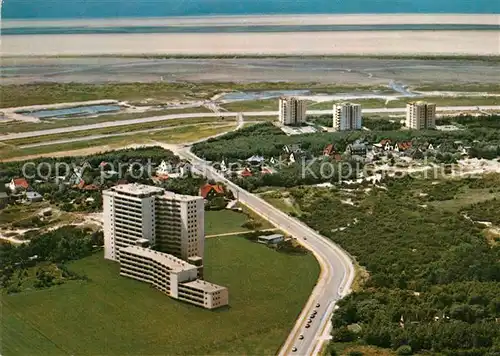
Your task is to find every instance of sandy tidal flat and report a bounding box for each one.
[3,14,499,28]
[3,31,500,56]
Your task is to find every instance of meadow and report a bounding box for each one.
[0,123,235,161]
[1,236,319,356]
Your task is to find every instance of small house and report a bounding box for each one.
[220,159,227,172]
[26,191,43,203]
[323,144,338,157]
[396,141,413,152]
[9,178,29,193]
[156,160,171,175]
[246,155,265,165]
[379,139,393,151]
[241,168,253,177]
[283,144,302,155]
[199,184,225,199]
[257,234,284,245]
[346,143,367,156]
[83,184,99,191]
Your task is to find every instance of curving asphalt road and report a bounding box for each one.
[172,145,355,356]
[2,105,499,142]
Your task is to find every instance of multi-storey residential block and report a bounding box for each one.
[103,183,204,262]
[155,191,205,261]
[103,184,163,261]
[332,103,362,131]
[120,246,228,309]
[279,97,307,126]
[406,101,436,129]
[103,184,228,309]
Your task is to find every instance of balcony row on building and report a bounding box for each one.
[278,96,437,131]
[120,245,228,309]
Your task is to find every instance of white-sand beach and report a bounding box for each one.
[3,31,499,56]
[2,14,499,57]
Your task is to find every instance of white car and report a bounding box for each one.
[292,347,298,352]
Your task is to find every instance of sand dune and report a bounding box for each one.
[3,31,499,56]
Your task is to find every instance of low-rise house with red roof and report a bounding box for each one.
[199,184,225,200]
[8,178,29,193]
[83,184,100,191]
[240,168,253,177]
[323,144,335,156]
[75,180,86,189]
[396,141,413,152]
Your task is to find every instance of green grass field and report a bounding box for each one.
[4,117,228,147]
[386,96,500,108]
[1,236,319,356]
[308,98,388,110]
[221,99,278,112]
[0,107,212,134]
[428,188,500,212]
[307,96,500,111]
[1,82,385,108]
[205,209,273,235]
[261,195,302,216]
[0,124,235,161]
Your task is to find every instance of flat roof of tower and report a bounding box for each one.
[109,183,164,196]
[180,279,227,293]
[159,190,203,202]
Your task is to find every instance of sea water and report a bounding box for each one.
[4,0,499,20]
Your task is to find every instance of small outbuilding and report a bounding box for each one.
[26,191,43,203]
[257,234,284,245]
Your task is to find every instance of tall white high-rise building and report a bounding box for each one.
[155,190,205,261]
[279,97,307,126]
[332,103,362,131]
[406,101,436,130]
[103,183,204,262]
[103,183,228,309]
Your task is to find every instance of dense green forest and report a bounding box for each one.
[285,175,500,355]
[310,115,404,131]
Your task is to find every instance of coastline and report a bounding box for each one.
[2,13,499,28]
[3,31,499,56]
